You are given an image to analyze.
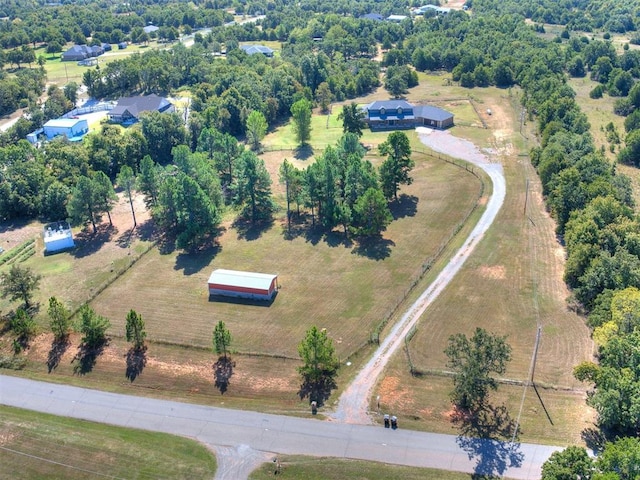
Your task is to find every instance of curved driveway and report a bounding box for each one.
[333,130,506,424]
[1,375,559,479]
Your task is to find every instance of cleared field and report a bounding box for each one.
[568,76,640,209]
[37,42,168,86]
[90,152,483,359]
[249,455,473,480]
[0,405,217,479]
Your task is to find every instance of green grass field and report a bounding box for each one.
[36,42,168,86]
[89,152,482,359]
[249,455,474,480]
[0,405,217,479]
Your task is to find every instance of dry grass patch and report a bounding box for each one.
[371,84,595,445]
[90,154,482,361]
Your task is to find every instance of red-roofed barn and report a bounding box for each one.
[208,269,278,301]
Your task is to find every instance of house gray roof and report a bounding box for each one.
[110,94,172,120]
[143,25,159,33]
[366,100,413,111]
[414,105,454,121]
[240,44,274,55]
[361,13,384,21]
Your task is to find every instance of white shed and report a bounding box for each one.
[43,222,75,254]
[43,118,89,141]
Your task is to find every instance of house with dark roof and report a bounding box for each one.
[108,94,174,124]
[240,44,274,57]
[363,100,454,130]
[62,44,104,62]
[361,13,384,21]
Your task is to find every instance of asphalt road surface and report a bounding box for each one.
[0,375,560,479]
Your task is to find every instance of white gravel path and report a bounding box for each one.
[332,128,506,424]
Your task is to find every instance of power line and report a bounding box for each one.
[0,445,126,479]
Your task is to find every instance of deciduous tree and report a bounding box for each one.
[338,102,365,137]
[541,446,593,480]
[291,98,312,146]
[0,264,41,309]
[245,110,267,151]
[444,327,512,411]
[378,132,414,201]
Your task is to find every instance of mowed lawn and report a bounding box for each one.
[90,150,483,359]
[249,455,473,480]
[0,405,217,479]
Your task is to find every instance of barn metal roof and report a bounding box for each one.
[208,269,277,291]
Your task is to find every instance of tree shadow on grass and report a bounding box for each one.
[298,376,337,408]
[324,230,353,248]
[452,403,523,478]
[115,220,158,249]
[351,235,394,260]
[233,218,274,241]
[212,356,234,394]
[47,337,70,373]
[125,346,147,382]
[174,244,221,275]
[389,194,418,220]
[71,224,117,259]
[294,144,314,160]
[72,340,108,375]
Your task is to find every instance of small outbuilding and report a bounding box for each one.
[43,221,74,254]
[43,118,89,141]
[208,269,278,301]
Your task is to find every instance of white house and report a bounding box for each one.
[43,118,89,141]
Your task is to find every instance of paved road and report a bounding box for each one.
[0,375,560,479]
[333,129,507,424]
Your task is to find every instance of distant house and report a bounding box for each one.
[61,44,104,62]
[143,25,159,34]
[386,14,408,22]
[118,42,128,50]
[240,44,274,57]
[363,100,454,130]
[102,42,112,52]
[43,221,74,254]
[43,118,89,141]
[361,13,384,21]
[414,4,451,15]
[108,94,174,124]
[208,269,279,301]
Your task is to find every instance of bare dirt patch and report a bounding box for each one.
[478,265,506,280]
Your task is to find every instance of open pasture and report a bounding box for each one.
[90,152,483,360]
